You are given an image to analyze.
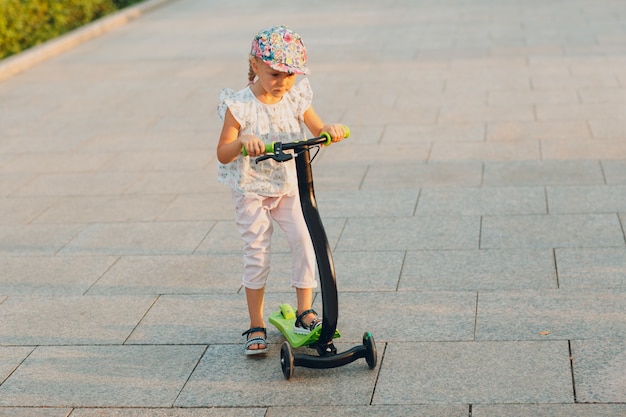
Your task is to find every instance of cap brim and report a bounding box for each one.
[266,61,310,75]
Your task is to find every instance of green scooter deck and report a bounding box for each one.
[269,303,340,348]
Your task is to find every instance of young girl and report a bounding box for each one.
[216,25,347,355]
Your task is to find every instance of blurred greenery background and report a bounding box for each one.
[0,0,144,59]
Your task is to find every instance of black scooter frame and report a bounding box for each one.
[255,135,377,378]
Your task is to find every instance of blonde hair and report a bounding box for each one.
[247,56,257,85]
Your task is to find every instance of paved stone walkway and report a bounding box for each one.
[1,0,625,415]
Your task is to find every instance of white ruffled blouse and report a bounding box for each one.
[217,79,313,196]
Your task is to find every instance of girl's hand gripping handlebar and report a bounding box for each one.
[241,125,350,160]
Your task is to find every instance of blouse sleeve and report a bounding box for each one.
[290,78,313,120]
[217,88,249,130]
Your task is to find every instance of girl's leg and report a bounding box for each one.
[233,192,273,290]
[295,287,319,327]
[245,287,266,351]
[232,191,274,351]
[272,190,317,289]
[272,190,319,327]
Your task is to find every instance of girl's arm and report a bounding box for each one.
[217,108,265,163]
[303,106,347,143]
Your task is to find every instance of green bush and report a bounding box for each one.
[0,0,143,59]
[112,0,141,7]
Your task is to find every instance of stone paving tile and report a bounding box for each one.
[192,221,249,255]
[483,161,605,186]
[373,341,573,404]
[542,139,626,160]
[333,123,383,144]
[571,339,626,403]
[486,120,591,141]
[174,344,378,407]
[32,195,177,224]
[430,140,541,161]
[59,221,212,255]
[332,251,404,292]
[87,254,241,295]
[555,248,626,289]
[480,214,625,249]
[590,119,626,139]
[317,142,431,163]
[0,153,114,174]
[0,345,205,407]
[336,291,476,343]
[317,189,418,218]
[77,131,212,153]
[98,150,212,172]
[537,102,626,122]
[0,346,34,383]
[0,173,34,197]
[265,405,469,417]
[531,74,620,90]
[0,409,71,417]
[70,409,264,417]
[579,88,626,104]
[0,224,84,255]
[601,160,626,184]
[304,162,368,191]
[382,123,485,143]
[125,170,224,194]
[399,249,556,291]
[1,255,117,295]
[547,185,626,213]
[488,89,579,106]
[0,197,57,224]
[473,404,626,417]
[438,103,535,124]
[342,101,438,126]
[444,70,530,92]
[0,295,155,345]
[475,289,626,341]
[337,215,479,251]
[362,161,483,189]
[417,186,546,215]
[126,293,248,345]
[12,172,144,197]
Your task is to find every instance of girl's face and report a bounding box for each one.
[250,58,296,104]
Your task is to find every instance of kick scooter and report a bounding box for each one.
[243,127,377,379]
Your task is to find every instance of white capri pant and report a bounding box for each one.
[232,189,317,290]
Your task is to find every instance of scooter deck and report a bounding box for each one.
[269,303,340,348]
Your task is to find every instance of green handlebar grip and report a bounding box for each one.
[242,142,275,156]
[321,125,351,146]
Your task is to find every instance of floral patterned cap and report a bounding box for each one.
[250,26,310,75]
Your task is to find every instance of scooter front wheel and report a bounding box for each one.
[280,341,294,380]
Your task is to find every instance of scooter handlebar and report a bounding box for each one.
[241,125,350,156]
[320,125,351,146]
[241,142,275,157]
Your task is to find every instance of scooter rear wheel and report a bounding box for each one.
[280,341,294,380]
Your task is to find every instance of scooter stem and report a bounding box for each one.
[294,147,339,346]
